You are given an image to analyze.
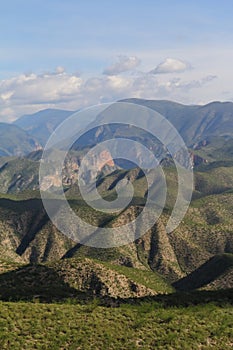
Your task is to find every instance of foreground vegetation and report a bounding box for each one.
[0,299,232,350]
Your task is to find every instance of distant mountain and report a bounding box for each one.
[13,108,74,146]
[10,100,233,158]
[68,99,233,171]
[0,123,40,157]
[121,99,233,145]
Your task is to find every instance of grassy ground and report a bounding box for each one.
[0,300,232,349]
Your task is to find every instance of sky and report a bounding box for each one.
[1,0,233,121]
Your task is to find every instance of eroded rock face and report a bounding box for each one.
[190,153,208,167]
[0,148,117,193]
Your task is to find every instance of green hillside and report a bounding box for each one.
[0,257,173,302]
[173,254,233,291]
[0,190,232,289]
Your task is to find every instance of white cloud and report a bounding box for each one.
[0,91,14,101]
[150,58,191,74]
[103,55,141,75]
[56,66,65,74]
[1,70,80,99]
[0,63,219,122]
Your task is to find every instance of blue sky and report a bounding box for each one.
[1,0,233,120]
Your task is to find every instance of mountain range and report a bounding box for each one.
[0,99,232,302]
[0,99,231,156]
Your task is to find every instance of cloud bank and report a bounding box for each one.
[0,56,218,122]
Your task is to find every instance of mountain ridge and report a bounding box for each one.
[13,108,74,146]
